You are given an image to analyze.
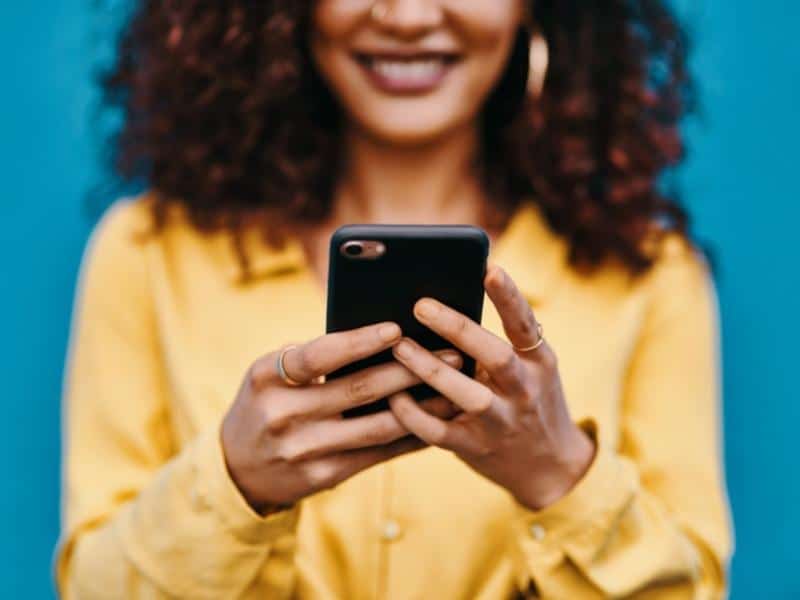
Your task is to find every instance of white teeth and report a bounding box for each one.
[369,59,446,82]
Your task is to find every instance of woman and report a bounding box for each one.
[57,1,732,598]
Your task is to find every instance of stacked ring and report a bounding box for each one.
[513,322,545,352]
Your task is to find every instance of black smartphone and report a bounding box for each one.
[326,224,489,418]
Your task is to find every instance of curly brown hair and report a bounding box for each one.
[103,0,695,276]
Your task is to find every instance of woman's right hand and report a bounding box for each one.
[221,322,461,512]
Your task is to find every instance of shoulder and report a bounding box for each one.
[634,233,718,329]
[563,231,717,325]
[87,194,156,255]
[643,233,714,296]
[84,192,252,289]
[85,191,211,267]
[79,194,162,295]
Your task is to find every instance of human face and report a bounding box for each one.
[310,1,524,145]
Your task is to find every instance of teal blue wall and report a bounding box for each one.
[678,1,800,595]
[1,1,797,597]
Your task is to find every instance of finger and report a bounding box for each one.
[389,392,483,455]
[392,337,498,416]
[475,364,492,386]
[286,392,462,460]
[303,349,462,417]
[484,265,552,361]
[412,297,527,394]
[281,322,402,384]
[334,435,428,482]
[417,395,462,420]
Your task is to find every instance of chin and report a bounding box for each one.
[353,104,472,147]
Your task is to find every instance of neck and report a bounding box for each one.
[331,122,486,225]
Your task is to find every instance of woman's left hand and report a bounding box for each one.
[388,265,596,511]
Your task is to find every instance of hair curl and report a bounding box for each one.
[103,0,695,276]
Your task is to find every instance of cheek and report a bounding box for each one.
[309,1,369,92]
[312,0,369,38]
[448,2,523,89]
[449,0,522,44]
[310,1,362,65]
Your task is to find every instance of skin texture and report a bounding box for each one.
[222,324,463,509]
[222,0,594,513]
[310,0,522,145]
[390,265,594,510]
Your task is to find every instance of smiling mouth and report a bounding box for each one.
[353,52,461,94]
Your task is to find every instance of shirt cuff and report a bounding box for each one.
[511,419,637,588]
[193,423,300,545]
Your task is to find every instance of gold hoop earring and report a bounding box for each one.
[528,33,549,97]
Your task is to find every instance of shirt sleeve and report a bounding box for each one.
[510,238,733,599]
[55,201,300,599]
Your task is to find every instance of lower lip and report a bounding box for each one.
[355,58,455,94]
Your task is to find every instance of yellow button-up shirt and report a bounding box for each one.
[57,196,732,599]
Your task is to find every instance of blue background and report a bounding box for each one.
[1,1,797,597]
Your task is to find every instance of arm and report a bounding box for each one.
[509,241,732,598]
[56,202,299,599]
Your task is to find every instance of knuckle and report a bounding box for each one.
[263,402,299,434]
[540,349,558,372]
[490,346,519,377]
[278,439,309,464]
[452,313,470,337]
[265,413,290,435]
[422,360,443,381]
[346,374,375,405]
[248,356,274,390]
[306,461,337,487]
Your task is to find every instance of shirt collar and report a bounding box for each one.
[227,201,567,307]
[223,226,307,283]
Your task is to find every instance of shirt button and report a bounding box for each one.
[381,520,402,542]
[529,523,546,541]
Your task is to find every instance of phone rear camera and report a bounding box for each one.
[344,243,363,257]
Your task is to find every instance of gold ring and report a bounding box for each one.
[514,322,545,352]
[371,2,389,21]
[277,345,304,386]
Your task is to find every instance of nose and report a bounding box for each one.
[371,0,445,37]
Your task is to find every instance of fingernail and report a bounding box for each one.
[378,323,401,342]
[489,265,505,288]
[414,299,437,320]
[393,340,413,360]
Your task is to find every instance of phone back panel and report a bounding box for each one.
[326,225,489,417]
